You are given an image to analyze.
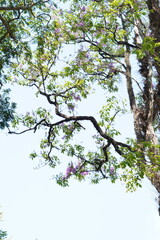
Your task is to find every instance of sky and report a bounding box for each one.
[0,84,160,240]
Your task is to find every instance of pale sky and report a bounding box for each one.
[0,84,160,240]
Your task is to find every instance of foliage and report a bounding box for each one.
[0,88,16,129]
[0,230,7,240]
[0,0,54,129]
[1,0,160,193]
[0,211,7,240]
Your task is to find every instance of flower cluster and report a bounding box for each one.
[70,92,81,101]
[108,62,115,74]
[109,166,115,175]
[77,22,84,27]
[64,162,89,179]
[81,6,86,12]
[64,163,79,178]
[81,171,88,176]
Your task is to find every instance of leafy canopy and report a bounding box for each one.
[2,0,160,191]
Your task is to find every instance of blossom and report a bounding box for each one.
[72,167,77,173]
[68,103,75,111]
[109,167,115,175]
[81,171,88,176]
[74,95,81,101]
[81,6,86,12]
[65,163,78,178]
[108,62,114,69]
[66,167,73,175]
[77,22,84,27]
[70,92,81,101]
[108,62,115,74]
[85,52,90,58]
[65,167,74,178]
[67,124,74,131]
[26,112,30,116]
[75,161,81,169]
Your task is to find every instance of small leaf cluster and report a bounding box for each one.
[0,230,7,240]
[0,89,16,129]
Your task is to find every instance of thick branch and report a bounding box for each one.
[51,113,131,155]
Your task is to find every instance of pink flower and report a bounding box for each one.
[72,168,77,173]
[66,167,73,175]
[85,52,90,58]
[74,95,81,101]
[81,171,88,176]
[108,62,114,69]
[71,93,81,101]
[64,165,77,178]
[109,167,115,175]
[77,22,84,27]
[81,6,86,11]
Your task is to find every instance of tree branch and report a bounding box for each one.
[8,119,46,134]
[0,15,16,40]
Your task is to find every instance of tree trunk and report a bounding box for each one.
[124,13,160,212]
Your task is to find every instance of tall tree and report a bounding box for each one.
[5,0,160,212]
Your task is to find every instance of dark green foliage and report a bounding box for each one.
[0,230,7,240]
[0,89,16,129]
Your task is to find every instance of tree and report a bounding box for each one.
[4,0,160,212]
